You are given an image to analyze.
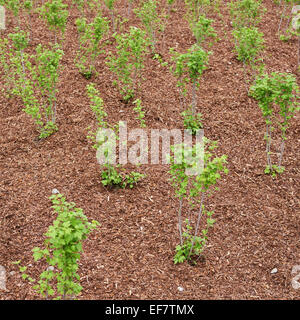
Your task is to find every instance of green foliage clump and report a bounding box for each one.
[86,83,145,188]
[0,30,63,139]
[106,26,149,102]
[182,107,203,135]
[38,0,69,44]
[228,0,266,29]
[168,138,228,264]
[26,44,63,139]
[191,14,217,46]
[249,72,299,176]
[170,44,211,114]
[134,0,165,53]
[233,26,264,64]
[133,98,146,128]
[75,13,109,79]
[15,193,99,300]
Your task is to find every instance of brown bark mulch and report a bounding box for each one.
[0,0,299,299]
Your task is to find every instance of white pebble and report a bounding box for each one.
[271,268,278,274]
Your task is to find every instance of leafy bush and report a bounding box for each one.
[86,83,145,188]
[75,13,109,79]
[15,193,99,300]
[168,138,228,264]
[170,44,211,114]
[228,0,266,29]
[0,29,29,98]
[0,31,63,138]
[25,44,63,139]
[249,72,299,176]
[106,26,149,102]
[233,26,264,64]
[134,0,165,53]
[38,0,68,44]
[191,14,217,47]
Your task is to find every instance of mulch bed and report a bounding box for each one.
[0,0,299,300]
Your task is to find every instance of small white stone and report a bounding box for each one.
[9,271,15,276]
[52,188,60,194]
[178,286,184,292]
[47,266,54,271]
[271,268,278,274]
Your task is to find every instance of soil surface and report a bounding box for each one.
[0,0,299,300]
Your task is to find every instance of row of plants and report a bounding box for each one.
[227,0,299,177]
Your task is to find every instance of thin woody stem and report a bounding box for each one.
[188,191,205,259]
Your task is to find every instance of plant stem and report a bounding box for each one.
[266,120,272,169]
[192,79,196,115]
[188,191,205,259]
[242,62,249,93]
[278,113,287,168]
[128,1,132,18]
[111,11,115,33]
[284,15,292,32]
[278,3,287,34]
[278,139,285,168]
[298,36,300,66]
[178,198,183,245]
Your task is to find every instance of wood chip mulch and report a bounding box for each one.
[0,0,299,300]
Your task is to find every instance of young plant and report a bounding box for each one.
[278,4,300,45]
[0,29,29,97]
[168,138,228,264]
[249,72,299,176]
[75,13,109,79]
[277,0,294,35]
[29,44,63,138]
[38,0,69,44]
[104,0,116,32]
[184,0,212,27]
[170,44,211,115]
[233,26,264,64]
[86,83,145,188]
[191,14,217,47]
[72,0,101,16]
[133,98,146,128]
[8,43,63,139]
[24,0,33,40]
[16,193,99,300]
[228,0,266,29]
[72,0,85,13]
[106,26,149,102]
[233,26,264,89]
[134,0,164,53]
